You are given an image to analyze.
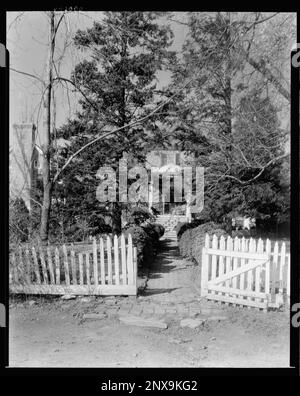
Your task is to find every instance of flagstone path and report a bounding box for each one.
[99,234,226,324]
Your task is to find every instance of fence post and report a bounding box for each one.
[219,235,225,276]
[114,235,120,285]
[256,238,264,305]
[217,235,225,300]
[100,237,105,285]
[211,234,218,282]
[200,234,209,296]
[11,252,18,283]
[9,254,13,284]
[32,247,41,284]
[287,253,290,303]
[62,244,70,286]
[279,242,286,304]
[25,248,31,284]
[225,236,232,298]
[272,242,279,306]
[127,234,134,286]
[47,247,55,285]
[85,253,90,286]
[93,237,98,286]
[240,237,246,291]
[133,246,138,292]
[232,237,240,290]
[71,248,77,285]
[246,238,255,307]
[107,236,113,284]
[265,239,271,301]
[78,253,84,285]
[121,234,127,285]
[200,247,208,296]
[39,246,48,285]
[55,247,60,285]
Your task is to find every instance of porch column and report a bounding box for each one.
[186,199,192,223]
[148,179,153,213]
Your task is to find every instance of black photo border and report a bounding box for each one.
[0,4,299,384]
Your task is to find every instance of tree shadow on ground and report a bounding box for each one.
[147,258,177,279]
[140,287,179,296]
[140,238,182,292]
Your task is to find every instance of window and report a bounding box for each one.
[161,153,168,166]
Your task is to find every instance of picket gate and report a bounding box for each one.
[200,234,290,311]
[9,234,137,296]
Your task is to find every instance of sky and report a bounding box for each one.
[7,11,189,130]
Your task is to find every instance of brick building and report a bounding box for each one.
[9,123,41,211]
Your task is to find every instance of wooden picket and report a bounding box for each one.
[39,247,48,284]
[78,253,84,285]
[100,237,105,285]
[225,236,232,298]
[255,239,263,305]
[201,234,290,311]
[11,252,18,283]
[93,238,98,287]
[114,235,120,285]
[247,238,255,307]
[218,235,225,301]
[86,252,90,286]
[121,234,127,285]
[127,234,133,285]
[239,237,246,292]
[71,249,77,285]
[107,236,113,284]
[62,244,70,286]
[32,247,41,284]
[55,247,60,285]
[47,247,55,284]
[9,233,138,296]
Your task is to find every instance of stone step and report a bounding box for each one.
[164,234,177,238]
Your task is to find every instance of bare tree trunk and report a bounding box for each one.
[40,11,55,241]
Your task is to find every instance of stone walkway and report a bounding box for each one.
[90,235,217,324]
[136,236,202,318]
[77,235,228,327]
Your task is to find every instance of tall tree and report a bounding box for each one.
[54,12,175,235]
[39,11,55,241]
[204,92,289,224]
[9,11,72,241]
[168,12,293,226]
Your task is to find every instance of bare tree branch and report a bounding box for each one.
[210,152,290,185]
[243,12,279,32]
[245,55,290,102]
[53,77,195,183]
[10,67,45,85]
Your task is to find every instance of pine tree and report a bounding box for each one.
[54,12,175,236]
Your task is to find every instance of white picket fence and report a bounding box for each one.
[200,234,290,311]
[9,234,137,296]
